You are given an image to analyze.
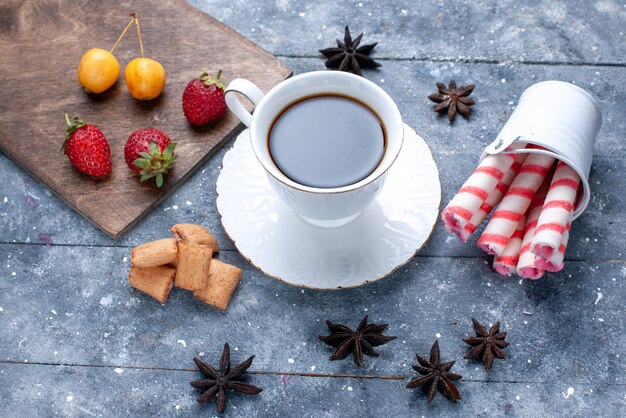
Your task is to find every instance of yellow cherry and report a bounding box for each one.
[124,57,166,100]
[76,15,136,94]
[77,48,120,94]
[122,14,166,100]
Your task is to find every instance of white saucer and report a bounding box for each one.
[216,124,441,289]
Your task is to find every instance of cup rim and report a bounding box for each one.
[248,71,404,195]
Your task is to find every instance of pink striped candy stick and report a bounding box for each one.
[442,144,525,236]
[458,154,527,243]
[477,153,556,256]
[535,210,573,272]
[531,161,581,260]
[493,213,526,276]
[516,177,551,280]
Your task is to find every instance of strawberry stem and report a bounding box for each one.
[110,15,136,54]
[200,70,225,89]
[62,112,88,153]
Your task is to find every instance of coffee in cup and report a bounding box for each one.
[268,94,386,188]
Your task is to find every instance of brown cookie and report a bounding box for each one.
[128,265,176,303]
[170,223,218,253]
[193,259,242,311]
[166,255,178,269]
[175,241,213,290]
[131,238,178,268]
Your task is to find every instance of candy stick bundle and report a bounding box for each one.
[442,147,581,279]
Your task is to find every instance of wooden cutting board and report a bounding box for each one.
[0,0,291,238]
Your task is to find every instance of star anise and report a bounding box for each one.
[406,340,462,403]
[463,318,509,370]
[428,80,475,122]
[319,26,381,76]
[191,343,262,413]
[318,315,397,367]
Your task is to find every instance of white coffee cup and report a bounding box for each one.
[224,71,404,228]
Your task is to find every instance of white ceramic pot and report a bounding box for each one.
[483,80,602,219]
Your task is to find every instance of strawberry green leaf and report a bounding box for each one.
[163,143,176,159]
[133,158,149,169]
[133,139,176,188]
[148,141,160,156]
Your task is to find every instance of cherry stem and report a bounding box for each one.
[109,15,136,54]
[132,13,144,58]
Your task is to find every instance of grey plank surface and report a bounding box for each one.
[186,0,626,65]
[1,362,624,418]
[0,245,623,384]
[1,0,625,417]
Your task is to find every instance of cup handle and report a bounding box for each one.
[224,79,265,127]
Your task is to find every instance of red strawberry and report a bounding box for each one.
[124,128,177,188]
[62,113,112,178]
[182,70,227,126]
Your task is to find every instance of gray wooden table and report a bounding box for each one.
[1,1,624,416]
